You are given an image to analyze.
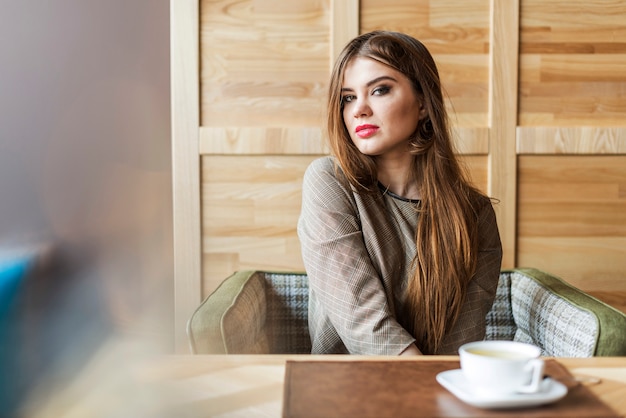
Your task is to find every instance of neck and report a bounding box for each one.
[376,154,420,200]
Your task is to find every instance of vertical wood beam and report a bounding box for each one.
[331,0,360,63]
[488,0,519,268]
[171,0,201,352]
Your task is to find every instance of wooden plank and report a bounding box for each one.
[517,127,626,154]
[518,155,626,183]
[331,0,359,63]
[199,126,489,155]
[429,0,490,27]
[539,55,626,83]
[171,0,201,353]
[459,155,489,194]
[521,0,626,30]
[199,127,327,154]
[517,237,626,292]
[519,201,626,237]
[488,0,519,268]
[452,127,489,155]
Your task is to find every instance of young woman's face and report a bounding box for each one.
[341,57,425,159]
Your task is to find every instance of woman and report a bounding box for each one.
[297,31,502,355]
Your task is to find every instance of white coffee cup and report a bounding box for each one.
[459,341,545,396]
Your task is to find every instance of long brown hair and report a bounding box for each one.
[327,31,484,354]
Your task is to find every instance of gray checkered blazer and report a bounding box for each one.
[298,157,503,355]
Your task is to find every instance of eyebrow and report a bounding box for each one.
[341,75,398,92]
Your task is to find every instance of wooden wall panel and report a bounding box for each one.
[519,0,626,126]
[199,0,330,128]
[517,127,626,154]
[201,155,316,297]
[517,156,626,292]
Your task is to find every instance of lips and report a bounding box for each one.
[355,124,379,138]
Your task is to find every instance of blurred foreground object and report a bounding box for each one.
[0,242,51,414]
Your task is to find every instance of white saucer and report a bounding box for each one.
[436,369,568,409]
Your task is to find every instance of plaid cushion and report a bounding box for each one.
[485,272,517,341]
[510,271,598,357]
[263,272,311,353]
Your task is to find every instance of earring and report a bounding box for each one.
[417,118,434,141]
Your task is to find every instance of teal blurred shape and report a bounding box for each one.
[0,254,31,314]
[0,250,35,416]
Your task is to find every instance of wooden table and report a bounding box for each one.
[23,350,626,417]
[140,355,626,417]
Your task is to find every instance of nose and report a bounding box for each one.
[353,98,372,118]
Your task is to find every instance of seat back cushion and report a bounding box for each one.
[264,272,311,354]
[511,268,626,357]
[187,270,270,354]
[485,272,517,341]
[510,269,600,357]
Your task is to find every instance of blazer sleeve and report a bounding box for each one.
[297,158,416,355]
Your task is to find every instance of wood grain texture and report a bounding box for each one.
[460,155,488,194]
[199,0,330,127]
[331,0,359,63]
[518,127,626,154]
[283,360,616,418]
[200,155,314,296]
[199,127,327,154]
[488,0,519,268]
[517,155,626,292]
[171,0,202,352]
[519,0,626,126]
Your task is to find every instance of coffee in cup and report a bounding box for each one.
[459,341,545,396]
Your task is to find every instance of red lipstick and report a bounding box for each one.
[355,124,379,138]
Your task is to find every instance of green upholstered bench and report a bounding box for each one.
[187,268,626,356]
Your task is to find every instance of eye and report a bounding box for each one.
[342,94,356,103]
[373,85,391,96]
[341,94,356,108]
